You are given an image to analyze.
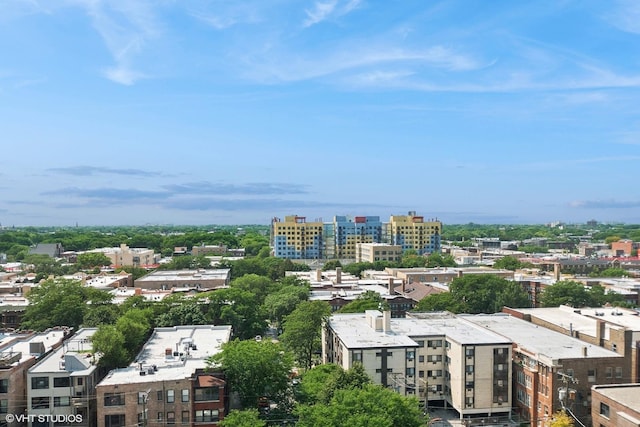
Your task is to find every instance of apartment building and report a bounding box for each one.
[384,266,514,285]
[355,243,402,263]
[591,383,640,427]
[504,305,640,382]
[271,211,442,260]
[388,211,442,255]
[271,216,324,259]
[191,245,227,256]
[96,325,232,427]
[27,328,101,427]
[330,216,383,260]
[323,310,513,423]
[84,244,159,268]
[134,269,231,292]
[0,329,70,426]
[464,313,625,427]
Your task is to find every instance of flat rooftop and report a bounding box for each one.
[328,313,419,349]
[399,312,512,345]
[0,329,68,367]
[136,269,230,282]
[592,384,640,413]
[462,314,622,362]
[29,328,98,375]
[98,325,231,386]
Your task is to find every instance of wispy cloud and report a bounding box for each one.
[42,187,168,202]
[47,166,165,177]
[162,182,310,196]
[569,199,640,209]
[303,0,362,27]
[605,0,640,34]
[520,156,640,170]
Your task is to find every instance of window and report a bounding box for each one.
[195,388,219,401]
[615,367,623,379]
[167,411,175,425]
[566,369,574,378]
[31,397,50,409]
[104,414,125,427]
[588,369,596,383]
[54,396,70,407]
[181,389,189,402]
[138,392,147,404]
[31,377,49,389]
[466,381,474,389]
[599,402,610,418]
[465,348,475,357]
[104,392,125,406]
[406,368,415,377]
[0,379,8,393]
[167,389,175,403]
[182,411,190,423]
[53,377,70,388]
[419,355,425,363]
[195,410,219,423]
[605,367,612,379]
[157,391,163,401]
[465,397,474,407]
[416,340,424,347]
[353,352,362,362]
[465,365,474,374]
[157,412,164,422]
[406,351,415,360]
[427,340,442,348]
[0,400,7,414]
[419,370,424,378]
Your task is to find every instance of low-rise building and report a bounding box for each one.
[84,244,159,268]
[323,310,513,424]
[355,243,402,263]
[591,383,640,427]
[96,325,232,427]
[0,328,70,425]
[27,328,101,427]
[134,269,230,292]
[463,313,626,427]
[191,245,228,256]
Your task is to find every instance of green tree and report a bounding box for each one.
[298,364,343,404]
[590,267,627,278]
[296,384,424,427]
[540,281,592,308]
[230,274,275,304]
[76,252,112,269]
[92,325,129,369]
[322,260,342,271]
[203,288,267,340]
[492,256,523,271]
[115,309,151,357]
[208,340,293,408]
[605,235,621,245]
[263,284,309,331]
[281,301,331,370]
[83,304,121,327]
[337,291,388,313]
[425,252,456,268]
[317,363,372,404]
[416,274,530,314]
[219,409,266,427]
[22,278,112,331]
[156,302,208,327]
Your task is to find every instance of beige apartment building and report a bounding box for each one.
[85,244,159,268]
[387,211,442,255]
[355,243,402,263]
[323,310,513,424]
[591,383,640,427]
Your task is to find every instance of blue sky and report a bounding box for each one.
[1,0,640,226]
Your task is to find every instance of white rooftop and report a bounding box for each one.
[0,329,68,367]
[29,328,98,375]
[98,325,231,386]
[136,269,230,282]
[462,314,622,362]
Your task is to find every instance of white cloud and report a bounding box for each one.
[606,0,640,34]
[102,65,146,85]
[303,0,361,27]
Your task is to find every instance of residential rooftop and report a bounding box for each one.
[592,383,640,414]
[97,325,231,386]
[462,313,623,362]
[0,328,69,368]
[399,312,512,345]
[29,328,98,375]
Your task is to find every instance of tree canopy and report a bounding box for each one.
[416,274,531,314]
[540,281,626,308]
[281,301,331,370]
[207,339,294,408]
[338,290,388,314]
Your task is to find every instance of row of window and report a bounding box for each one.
[31,376,72,390]
[105,388,219,407]
[31,396,70,409]
[106,410,220,427]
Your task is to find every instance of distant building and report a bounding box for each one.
[591,383,640,427]
[330,216,383,260]
[191,245,227,256]
[356,243,402,263]
[84,244,159,268]
[96,325,232,427]
[388,211,441,255]
[28,243,64,258]
[271,215,324,259]
[134,269,230,292]
[611,239,637,257]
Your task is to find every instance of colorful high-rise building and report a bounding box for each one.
[332,215,383,259]
[388,211,441,255]
[270,215,324,259]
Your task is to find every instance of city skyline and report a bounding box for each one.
[2,1,640,226]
